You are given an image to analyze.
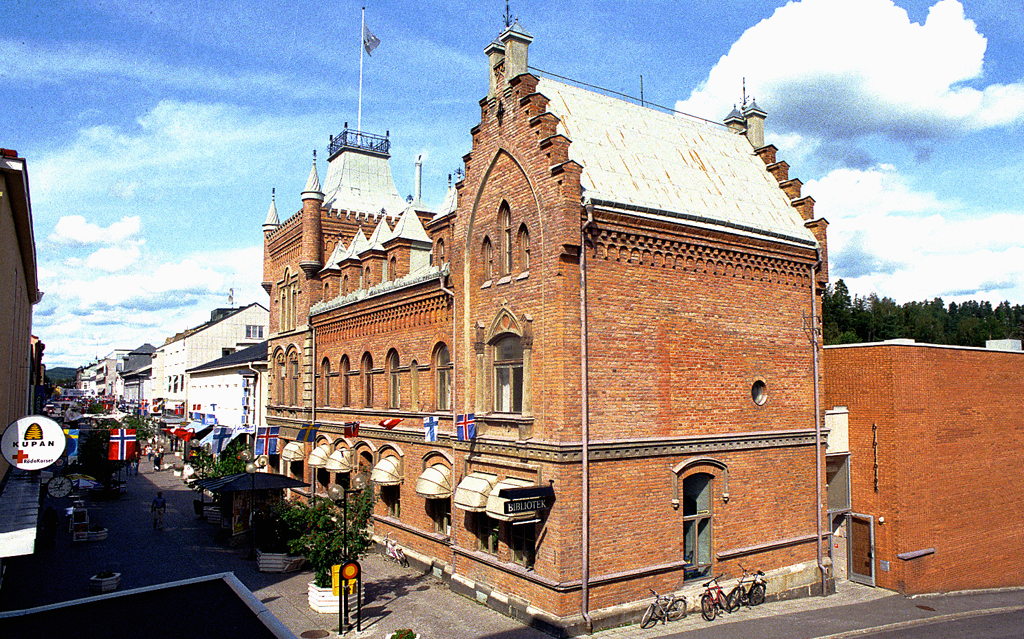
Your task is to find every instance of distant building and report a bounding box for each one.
[0,148,44,567]
[122,343,156,411]
[185,341,269,448]
[825,339,1024,594]
[260,22,830,632]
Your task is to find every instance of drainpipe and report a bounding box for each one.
[310,323,317,500]
[439,279,457,502]
[580,204,595,633]
[810,255,826,596]
[246,361,261,457]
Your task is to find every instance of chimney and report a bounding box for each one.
[724,105,745,134]
[499,21,533,82]
[485,37,505,98]
[742,99,767,150]
[414,155,423,204]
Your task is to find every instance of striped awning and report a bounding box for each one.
[307,443,333,468]
[280,441,305,462]
[486,477,536,522]
[370,455,402,486]
[415,464,452,499]
[453,472,498,512]
[325,448,354,472]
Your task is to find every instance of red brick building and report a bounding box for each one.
[262,22,831,633]
[824,339,1024,595]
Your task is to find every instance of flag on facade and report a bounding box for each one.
[424,416,437,442]
[344,422,360,438]
[255,426,279,456]
[108,429,136,461]
[297,424,319,442]
[63,428,79,458]
[363,23,380,55]
[379,418,402,429]
[211,427,233,455]
[456,413,476,441]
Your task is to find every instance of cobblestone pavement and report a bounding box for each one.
[3,455,1020,639]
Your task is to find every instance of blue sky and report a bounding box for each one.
[4,0,1023,367]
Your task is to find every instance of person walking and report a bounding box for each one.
[151,491,167,530]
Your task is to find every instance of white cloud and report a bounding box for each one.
[808,165,1024,302]
[84,245,143,272]
[48,215,142,245]
[676,0,1024,142]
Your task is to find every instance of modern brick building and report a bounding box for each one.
[262,22,831,633]
[824,339,1024,595]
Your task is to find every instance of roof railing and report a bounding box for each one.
[329,126,390,158]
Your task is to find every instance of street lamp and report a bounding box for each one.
[243,451,266,560]
[328,473,367,635]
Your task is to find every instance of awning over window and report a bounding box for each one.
[325,448,354,473]
[415,464,452,499]
[486,477,536,522]
[370,455,402,486]
[307,443,333,468]
[453,472,498,512]
[280,441,305,462]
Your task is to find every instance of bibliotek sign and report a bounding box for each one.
[2,416,66,470]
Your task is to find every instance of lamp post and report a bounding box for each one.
[328,473,367,634]
[243,451,266,560]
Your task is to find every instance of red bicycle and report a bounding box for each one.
[700,575,732,621]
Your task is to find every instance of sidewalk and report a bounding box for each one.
[2,459,1020,639]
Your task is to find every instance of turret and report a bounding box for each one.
[299,152,324,280]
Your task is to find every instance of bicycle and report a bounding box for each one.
[380,533,409,567]
[700,575,732,621]
[727,565,767,610]
[639,589,687,628]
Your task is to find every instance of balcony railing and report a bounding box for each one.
[329,127,390,158]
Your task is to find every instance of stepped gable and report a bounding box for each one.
[533,77,819,248]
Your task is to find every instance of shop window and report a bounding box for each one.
[427,499,451,536]
[494,334,523,413]
[474,512,499,555]
[381,485,400,519]
[510,521,536,569]
[682,473,713,580]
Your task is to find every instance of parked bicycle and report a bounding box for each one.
[639,589,687,628]
[700,575,732,621]
[380,532,409,567]
[727,565,767,611]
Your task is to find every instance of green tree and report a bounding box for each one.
[288,488,377,587]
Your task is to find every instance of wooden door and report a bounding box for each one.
[847,513,875,586]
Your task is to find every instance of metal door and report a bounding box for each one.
[847,513,875,586]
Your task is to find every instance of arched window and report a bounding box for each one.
[434,343,452,411]
[361,353,374,408]
[682,473,714,580]
[288,350,300,405]
[499,204,512,276]
[518,224,530,272]
[388,256,397,281]
[482,237,493,282]
[320,358,331,407]
[364,266,372,288]
[342,274,349,296]
[435,238,445,264]
[493,334,523,413]
[387,350,400,409]
[340,355,350,406]
[275,352,286,404]
[410,359,420,411]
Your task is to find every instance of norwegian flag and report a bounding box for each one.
[108,429,137,461]
[379,418,402,430]
[255,426,279,456]
[456,413,476,441]
[344,422,360,438]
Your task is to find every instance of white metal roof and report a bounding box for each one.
[536,78,817,246]
[322,147,407,220]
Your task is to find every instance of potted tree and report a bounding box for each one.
[256,502,306,572]
[288,485,375,613]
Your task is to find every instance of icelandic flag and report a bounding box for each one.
[63,428,79,458]
[211,427,233,455]
[344,422,360,438]
[456,413,476,441]
[108,429,136,461]
[255,426,279,456]
[379,418,402,429]
[297,424,319,443]
[424,416,437,442]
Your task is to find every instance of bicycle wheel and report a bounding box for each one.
[700,593,716,621]
[726,588,742,612]
[640,603,657,629]
[666,597,687,621]
[750,583,766,606]
[398,551,409,568]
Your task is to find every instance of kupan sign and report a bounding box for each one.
[2,416,66,470]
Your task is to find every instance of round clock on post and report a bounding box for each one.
[47,475,73,498]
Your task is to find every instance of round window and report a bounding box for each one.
[751,380,768,406]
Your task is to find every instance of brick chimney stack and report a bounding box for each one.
[743,100,767,150]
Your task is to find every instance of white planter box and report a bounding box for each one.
[89,572,120,593]
[256,550,305,573]
[308,581,340,613]
[87,529,108,541]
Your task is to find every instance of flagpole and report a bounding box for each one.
[358,6,365,132]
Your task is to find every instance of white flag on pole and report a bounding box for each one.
[363,23,380,55]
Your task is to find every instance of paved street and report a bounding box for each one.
[1,455,1021,639]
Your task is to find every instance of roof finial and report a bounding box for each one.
[742,77,747,109]
[504,0,513,28]
[271,187,275,201]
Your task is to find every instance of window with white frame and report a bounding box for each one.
[493,334,523,413]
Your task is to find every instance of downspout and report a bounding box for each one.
[246,361,261,457]
[310,323,317,500]
[580,204,595,632]
[810,254,827,596]
[439,278,457,530]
